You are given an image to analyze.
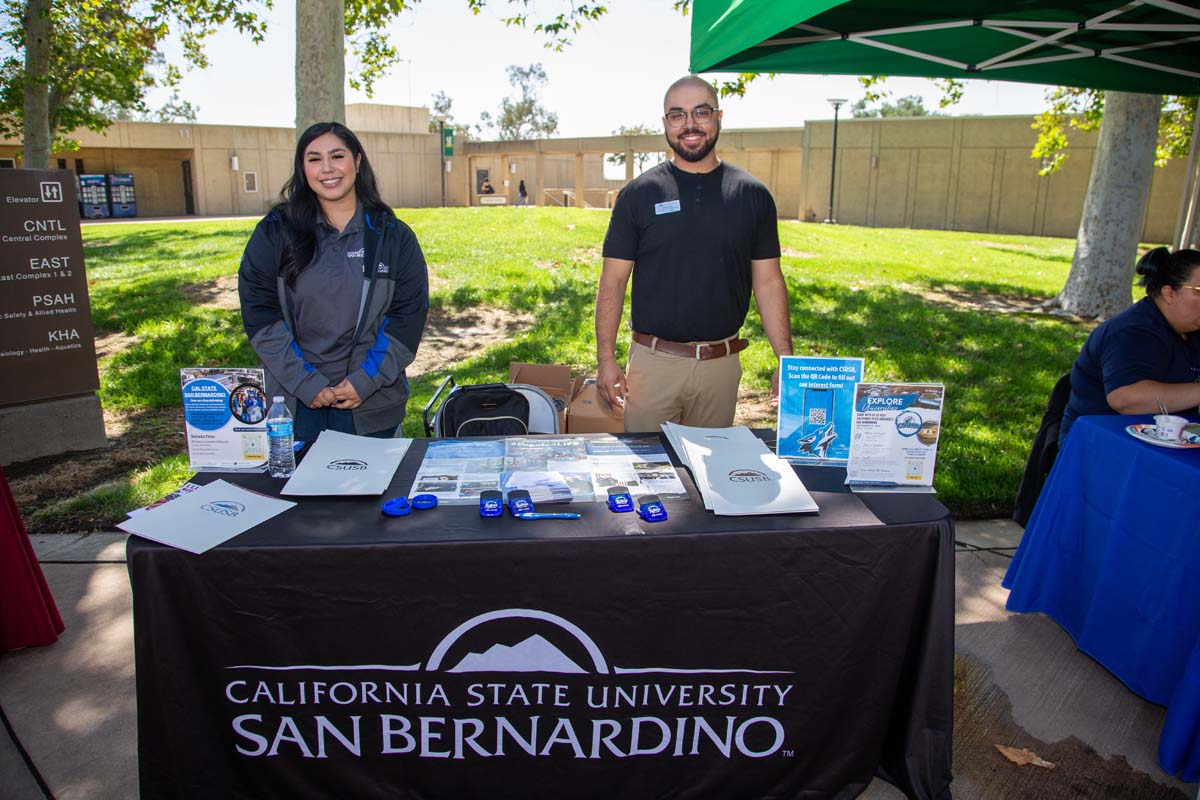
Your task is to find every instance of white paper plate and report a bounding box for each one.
[1125,423,1200,449]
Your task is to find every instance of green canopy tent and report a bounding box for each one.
[688,0,1200,250]
[689,1,1200,96]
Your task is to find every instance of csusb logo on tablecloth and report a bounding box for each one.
[327,459,368,471]
[223,608,796,761]
[201,501,246,517]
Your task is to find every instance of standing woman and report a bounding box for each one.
[238,122,428,439]
[1059,246,1200,444]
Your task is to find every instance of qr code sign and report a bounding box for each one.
[808,408,827,425]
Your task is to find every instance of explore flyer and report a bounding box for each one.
[776,356,864,463]
[845,382,944,489]
[180,367,269,470]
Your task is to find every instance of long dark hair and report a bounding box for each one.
[274,122,390,288]
[1136,247,1200,297]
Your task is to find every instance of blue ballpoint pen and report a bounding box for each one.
[514,512,581,520]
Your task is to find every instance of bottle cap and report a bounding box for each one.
[273,396,284,403]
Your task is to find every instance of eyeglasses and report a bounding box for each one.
[1178,285,1200,294]
[665,105,719,127]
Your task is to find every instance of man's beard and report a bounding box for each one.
[667,124,720,163]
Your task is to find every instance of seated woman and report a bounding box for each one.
[238,122,429,439]
[1060,246,1200,444]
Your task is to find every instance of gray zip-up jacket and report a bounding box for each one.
[237,207,429,435]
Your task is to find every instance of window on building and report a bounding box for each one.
[0,158,15,169]
[57,158,67,169]
[242,171,258,193]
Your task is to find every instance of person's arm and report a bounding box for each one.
[238,219,332,408]
[751,257,793,401]
[595,257,634,408]
[338,223,430,410]
[1106,379,1200,415]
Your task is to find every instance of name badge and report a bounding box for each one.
[654,200,681,215]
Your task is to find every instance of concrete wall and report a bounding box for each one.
[0,113,441,217]
[0,109,1189,244]
[800,115,1186,243]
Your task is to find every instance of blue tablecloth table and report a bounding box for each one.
[1003,413,1200,781]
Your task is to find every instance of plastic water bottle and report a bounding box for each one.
[266,396,296,478]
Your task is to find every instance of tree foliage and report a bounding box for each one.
[1031,88,1196,175]
[0,0,268,158]
[850,94,935,118]
[606,123,660,173]
[479,63,558,140]
[426,89,477,141]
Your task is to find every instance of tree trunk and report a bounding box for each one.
[22,0,52,169]
[295,0,345,136]
[1053,91,1161,320]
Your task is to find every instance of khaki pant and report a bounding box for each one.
[623,340,742,432]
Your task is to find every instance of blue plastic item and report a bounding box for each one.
[637,494,667,523]
[507,489,535,517]
[480,490,504,518]
[411,494,439,510]
[606,486,634,513]
[381,496,413,517]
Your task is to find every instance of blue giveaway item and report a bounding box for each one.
[515,512,581,520]
[381,496,412,517]
[607,486,634,513]
[479,490,504,518]
[637,494,667,523]
[411,494,438,510]
[506,489,535,517]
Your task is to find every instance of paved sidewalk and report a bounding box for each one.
[1,522,1196,799]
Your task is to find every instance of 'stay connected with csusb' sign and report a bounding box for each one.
[0,170,99,406]
[222,608,797,761]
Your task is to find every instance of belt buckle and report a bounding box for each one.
[694,343,703,360]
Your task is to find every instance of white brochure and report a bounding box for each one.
[117,479,295,554]
[281,430,412,496]
[664,423,818,515]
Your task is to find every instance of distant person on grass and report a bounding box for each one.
[595,75,794,431]
[1059,246,1200,445]
[238,122,429,439]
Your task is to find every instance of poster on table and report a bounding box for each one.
[846,382,944,489]
[776,356,864,463]
[410,435,685,505]
[179,368,269,470]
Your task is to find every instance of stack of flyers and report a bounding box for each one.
[663,422,819,516]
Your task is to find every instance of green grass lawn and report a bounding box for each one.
[45,207,1110,528]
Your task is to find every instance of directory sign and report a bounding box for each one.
[0,169,100,406]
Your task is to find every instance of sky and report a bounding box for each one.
[156,1,1053,137]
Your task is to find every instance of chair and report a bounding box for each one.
[423,376,560,437]
[1012,372,1072,527]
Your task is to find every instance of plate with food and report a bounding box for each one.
[1125,423,1200,449]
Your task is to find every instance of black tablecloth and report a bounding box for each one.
[128,435,953,799]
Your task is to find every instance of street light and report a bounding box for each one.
[825,98,847,224]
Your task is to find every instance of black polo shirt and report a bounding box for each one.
[602,160,780,343]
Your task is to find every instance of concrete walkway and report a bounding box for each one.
[1,522,1196,799]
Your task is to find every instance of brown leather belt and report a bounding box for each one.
[632,331,748,360]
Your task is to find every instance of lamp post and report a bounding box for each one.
[825,98,847,224]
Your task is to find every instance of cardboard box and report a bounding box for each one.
[509,362,572,432]
[568,376,625,434]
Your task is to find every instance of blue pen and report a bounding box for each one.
[514,512,581,520]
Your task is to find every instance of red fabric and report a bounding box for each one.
[0,464,64,651]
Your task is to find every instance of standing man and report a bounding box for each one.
[596,75,793,431]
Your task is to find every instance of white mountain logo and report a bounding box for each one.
[448,634,586,674]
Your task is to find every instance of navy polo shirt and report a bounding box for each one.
[602,161,780,343]
[1061,296,1200,439]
